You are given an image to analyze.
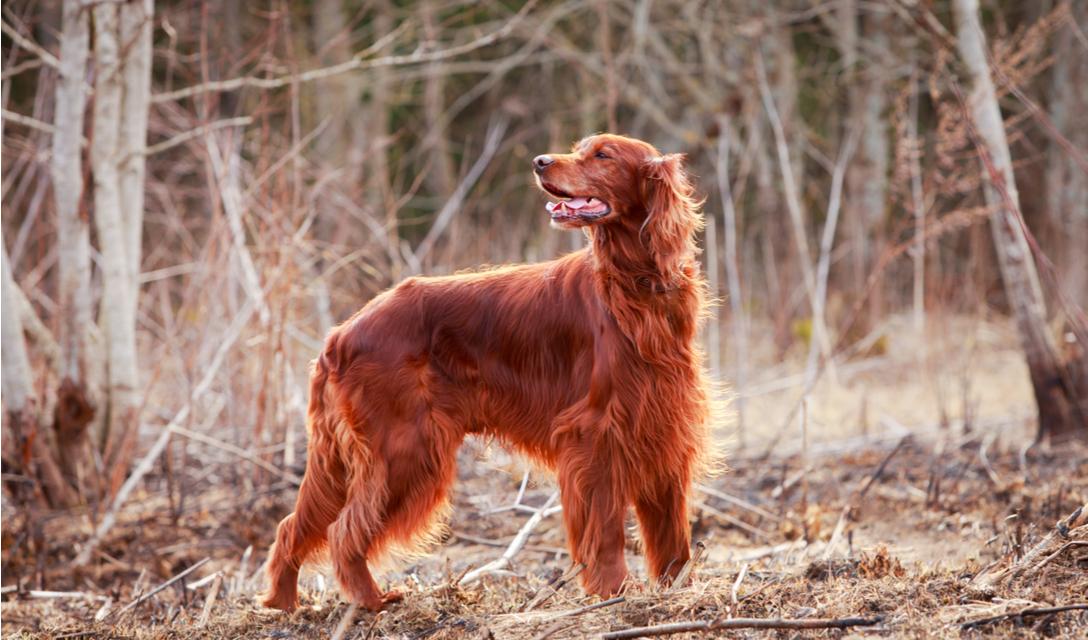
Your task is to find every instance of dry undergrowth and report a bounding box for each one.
[2,436,1086,639]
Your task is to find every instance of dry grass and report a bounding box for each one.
[3,427,1086,639]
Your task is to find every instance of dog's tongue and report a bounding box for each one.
[564,197,593,210]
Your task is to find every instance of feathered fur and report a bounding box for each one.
[263,134,720,612]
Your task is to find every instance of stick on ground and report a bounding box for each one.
[113,558,210,619]
[601,615,883,639]
[961,604,1088,629]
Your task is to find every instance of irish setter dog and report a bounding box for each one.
[263,134,714,612]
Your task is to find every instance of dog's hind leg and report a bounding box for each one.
[263,359,348,612]
[263,451,347,611]
[378,412,462,556]
[325,440,388,611]
[328,412,462,610]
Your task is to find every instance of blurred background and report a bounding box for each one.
[1,1,1087,634]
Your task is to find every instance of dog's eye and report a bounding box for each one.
[594,151,610,160]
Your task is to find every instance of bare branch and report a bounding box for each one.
[152,0,541,104]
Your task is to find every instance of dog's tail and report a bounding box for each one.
[262,341,349,610]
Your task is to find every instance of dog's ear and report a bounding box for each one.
[641,153,703,281]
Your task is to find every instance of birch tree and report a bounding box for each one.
[952,0,1086,440]
[51,0,98,486]
[2,244,76,507]
[91,0,154,493]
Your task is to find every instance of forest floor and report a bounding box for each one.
[2,433,1086,639]
[2,317,1086,639]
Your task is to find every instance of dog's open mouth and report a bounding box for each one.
[541,184,611,222]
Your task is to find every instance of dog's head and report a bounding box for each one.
[533,134,696,233]
[534,133,688,230]
[534,133,701,280]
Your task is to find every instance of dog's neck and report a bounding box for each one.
[587,212,698,296]
[586,211,706,365]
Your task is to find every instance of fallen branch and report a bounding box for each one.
[695,501,773,541]
[972,503,1088,589]
[961,604,1088,629]
[19,590,109,601]
[600,615,883,639]
[530,597,626,640]
[460,492,561,586]
[694,484,782,522]
[549,596,625,621]
[197,573,223,628]
[666,541,705,593]
[113,558,210,619]
[330,603,360,640]
[520,563,585,612]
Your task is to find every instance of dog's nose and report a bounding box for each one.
[533,155,555,173]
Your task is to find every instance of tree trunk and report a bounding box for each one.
[1046,1,1088,307]
[51,0,98,486]
[369,4,397,280]
[91,0,153,494]
[843,9,890,323]
[2,244,77,507]
[421,1,458,268]
[952,0,1086,440]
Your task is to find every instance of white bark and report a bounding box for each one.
[953,0,1079,438]
[421,1,456,202]
[756,53,833,366]
[119,0,153,327]
[2,243,76,506]
[92,1,152,485]
[715,117,748,445]
[2,245,34,417]
[908,63,927,334]
[52,0,94,385]
[705,213,721,380]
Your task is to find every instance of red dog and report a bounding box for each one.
[263,134,714,611]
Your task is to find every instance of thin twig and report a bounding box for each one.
[329,602,359,640]
[153,0,540,103]
[171,424,301,485]
[144,117,253,156]
[695,501,773,541]
[0,19,60,68]
[666,541,705,593]
[460,492,562,586]
[960,604,1088,629]
[113,558,210,618]
[694,484,782,522]
[520,563,585,613]
[75,297,258,565]
[545,596,626,621]
[824,436,911,560]
[601,615,883,639]
[197,573,223,628]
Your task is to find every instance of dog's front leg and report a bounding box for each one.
[556,444,629,597]
[634,472,692,585]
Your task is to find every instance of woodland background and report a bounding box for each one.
[1,1,1087,638]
